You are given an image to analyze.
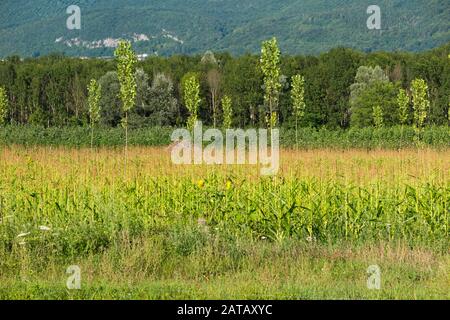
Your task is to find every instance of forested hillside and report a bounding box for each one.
[0,0,449,57]
[0,42,448,129]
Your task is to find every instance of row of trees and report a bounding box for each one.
[0,41,448,130]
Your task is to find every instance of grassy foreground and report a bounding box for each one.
[1,240,448,300]
[0,146,448,299]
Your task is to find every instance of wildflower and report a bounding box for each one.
[197,179,205,188]
[226,180,232,190]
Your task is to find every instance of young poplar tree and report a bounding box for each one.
[221,95,233,129]
[397,88,410,147]
[87,79,102,149]
[206,68,221,128]
[397,88,410,126]
[183,73,201,131]
[411,78,430,142]
[260,37,281,129]
[0,87,8,126]
[114,41,137,168]
[291,74,306,146]
[372,105,384,128]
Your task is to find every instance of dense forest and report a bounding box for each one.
[1,0,449,57]
[0,42,449,129]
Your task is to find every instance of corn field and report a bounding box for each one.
[0,147,448,256]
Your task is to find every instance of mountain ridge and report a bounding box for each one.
[0,0,448,57]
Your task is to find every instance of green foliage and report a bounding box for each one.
[0,86,8,125]
[87,79,102,148]
[279,126,450,149]
[350,66,399,127]
[205,68,221,128]
[145,73,178,126]
[114,40,138,164]
[88,79,101,126]
[1,1,449,57]
[0,125,448,149]
[221,95,233,129]
[98,71,122,127]
[291,74,306,144]
[0,43,449,129]
[411,78,430,133]
[115,41,138,114]
[397,89,410,126]
[291,74,306,120]
[448,102,450,123]
[0,125,173,147]
[350,65,389,105]
[222,54,262,127]
[372,105,384,128]
[260,38,281,128]
[351,81,399,128]
[265,112,277,130]
[0,147,448,260]
[182,73,201,131]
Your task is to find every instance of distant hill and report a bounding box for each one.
[0,0,449,57]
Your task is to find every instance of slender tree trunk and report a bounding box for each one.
[90,124,94,150]
[213,92,216,128]
[124,111,128,177]
[400,124,404,149]
[211,90,215,128]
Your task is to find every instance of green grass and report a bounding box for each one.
[1,232,448,300]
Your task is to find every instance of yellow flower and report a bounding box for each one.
[226,180,232,190]
[197,179,205,188]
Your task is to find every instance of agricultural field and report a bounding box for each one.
[0,146,448,299]
[0,27,448,302]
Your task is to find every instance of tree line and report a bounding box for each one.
[0,40,448,131]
